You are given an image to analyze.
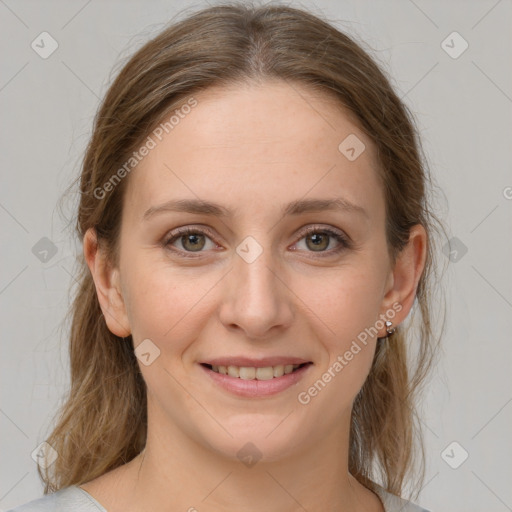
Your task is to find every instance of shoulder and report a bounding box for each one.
[371,483,431,512]
[5,486,107,512]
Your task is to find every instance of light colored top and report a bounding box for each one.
[6,484,430,511]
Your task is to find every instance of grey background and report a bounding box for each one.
[1,0,511,510]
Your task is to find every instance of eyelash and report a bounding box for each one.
[162,225,351,259]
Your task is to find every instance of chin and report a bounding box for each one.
[198,413,311,465]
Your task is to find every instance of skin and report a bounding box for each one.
[82,79,426,512]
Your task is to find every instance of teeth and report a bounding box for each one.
[273,365,284,377]
[227,365,239,378]
[209,363,303,380]
[239,367,256,380]
[256,367,274,380]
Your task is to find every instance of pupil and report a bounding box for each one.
[183,234,204,251]
[307,233,328,251]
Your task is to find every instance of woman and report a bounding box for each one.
[8,2,444,511]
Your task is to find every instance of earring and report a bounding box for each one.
[385,320,396,337]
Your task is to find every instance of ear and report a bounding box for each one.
[83,228,131,337]
[379,224,427,335]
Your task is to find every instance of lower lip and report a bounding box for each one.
[200,363,312,398]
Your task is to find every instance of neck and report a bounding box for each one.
[105,408,383,512]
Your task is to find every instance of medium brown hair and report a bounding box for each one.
[41,1,445,500]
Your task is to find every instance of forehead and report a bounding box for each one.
[124,80,384,222]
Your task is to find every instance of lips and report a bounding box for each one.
[199,356,313,397]
[200,360,312,397]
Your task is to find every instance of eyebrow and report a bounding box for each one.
[142,197,368,221]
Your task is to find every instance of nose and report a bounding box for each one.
[217,246,294,340]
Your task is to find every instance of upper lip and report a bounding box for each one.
[201,357,312,368]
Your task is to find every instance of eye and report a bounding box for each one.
[163,225,351,259]
[163,227,217,257]
[293,226,350,255]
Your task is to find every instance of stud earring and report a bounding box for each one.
[385,320,396,337]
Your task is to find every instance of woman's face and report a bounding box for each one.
[96,80,414,463]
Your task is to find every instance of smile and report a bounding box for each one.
[203,363,308,380]
[199,360,313,398]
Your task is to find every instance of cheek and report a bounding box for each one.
[295,262,385,341]
[291,262,384,393]
[122,256,219,350]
